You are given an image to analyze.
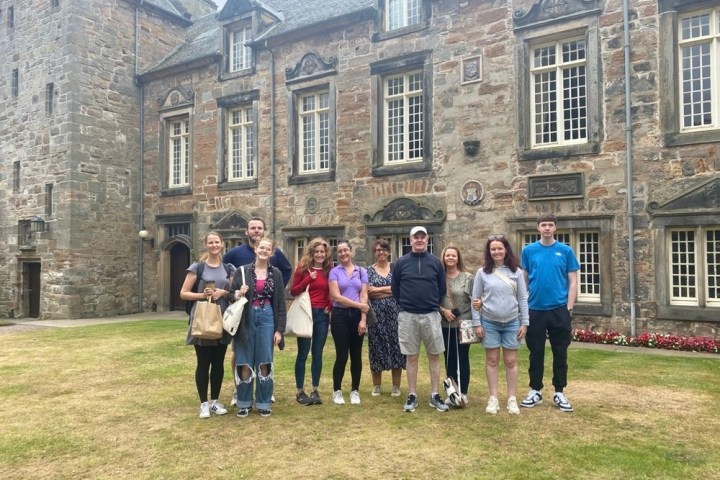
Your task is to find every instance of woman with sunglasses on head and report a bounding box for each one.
[471,234,529,415]
[367,238,405,397]
[439,244,474,406]
[328,240,369,406]
[290,237,333,406]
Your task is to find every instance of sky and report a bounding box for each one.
[216,0,227,10]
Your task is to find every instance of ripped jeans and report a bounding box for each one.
[234,305,275,410]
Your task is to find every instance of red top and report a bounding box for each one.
[290,266,332,310]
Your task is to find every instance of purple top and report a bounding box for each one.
[328,264,368,307]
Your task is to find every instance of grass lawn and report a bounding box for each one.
[0,320,718,479]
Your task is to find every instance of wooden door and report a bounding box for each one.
[169,243,191,311]
[26,263,41,318]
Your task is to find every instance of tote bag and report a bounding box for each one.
[285,287,313,338]
[458,319,482,344]
[223,267,247,335]
[191,297,223,340]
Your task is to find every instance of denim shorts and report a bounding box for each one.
[482,318,521,350]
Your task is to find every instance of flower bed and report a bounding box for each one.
[572,329,720,354]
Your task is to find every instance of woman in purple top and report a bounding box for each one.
[328,240,369,406]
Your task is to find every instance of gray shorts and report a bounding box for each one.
[398,311,445,355]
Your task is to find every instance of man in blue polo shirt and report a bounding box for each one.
[520,213,579,413]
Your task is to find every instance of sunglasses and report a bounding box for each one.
[488,234,506,241]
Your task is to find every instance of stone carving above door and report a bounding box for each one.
[363,198,445,223]
[648,176,720,214]
[159,86,194,110]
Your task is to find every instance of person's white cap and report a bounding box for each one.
[410,226,427,236]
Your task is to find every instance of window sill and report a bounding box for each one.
[372,160,430,177]
[664,130,720,147]
[656,305,720,323]
[219,67,255,82]
[160,187,192,197]
[573,303,611,317]
[218,179,258,191]
[288,171,335,185]
[519,142,600,161]
[372,23,426,42]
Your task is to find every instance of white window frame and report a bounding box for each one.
[530,36,588,148]
[386,0,421,31]
[521,229,601,304]
[668,227,720,307]
[677,9,720,132]
[383,70,424,165]
[227,106,256,181]
[230,26,252,73]
[298,90,330,175]
[168,117,190,188]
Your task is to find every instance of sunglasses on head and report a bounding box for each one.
[488,234,505,241]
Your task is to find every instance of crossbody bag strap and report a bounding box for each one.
[493,269,517,296]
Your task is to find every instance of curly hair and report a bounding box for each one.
[297,237,332,273]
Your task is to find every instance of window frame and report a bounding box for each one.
[221,17,256,80]
[283,227,345,270]
[159,107,193,196]
[11,69,19,98]
[509,216,612,316]
[288,82,336,185]
[217,91,260,191]
[370,52,433,177]
[373,0,430,41]
[227,105,256,182]
[515,23,602,161]
[659,1,720,146]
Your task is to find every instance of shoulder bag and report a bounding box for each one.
[191,297,223,340]
[447,278,480,345]
[223,267,247,335]
[285,285,313,338]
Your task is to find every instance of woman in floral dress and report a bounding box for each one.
[367,238,406,397]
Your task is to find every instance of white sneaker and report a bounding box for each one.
[199,401,210,419]
[230,389,237,407]
[461,394,469,406]
[350,390,361,405]
[485,396,500,414]
[333,390,345,405]
[391,385,402,397]
[371,385,381,396]
[210,400,228,415]
[507,396,520,415]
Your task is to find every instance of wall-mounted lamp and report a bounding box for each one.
[463,140,481,156]
[138,229,155,248]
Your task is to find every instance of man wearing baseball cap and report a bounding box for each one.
[391,226,448,412]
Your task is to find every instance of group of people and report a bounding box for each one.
[181,213,579,418]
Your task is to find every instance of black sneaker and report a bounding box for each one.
[258,408,272,417]
[296,390,311,405]
[309,390,322,405]
[520,389,543,408]
[553,392,574,413]
[236,407,251,418]
[404,394,418,412]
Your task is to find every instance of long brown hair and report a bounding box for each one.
[297,237,332,273]
[483,235,519,274]
[441,244,468,273]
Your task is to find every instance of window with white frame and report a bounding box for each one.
[227,106,255,181]
[168,118,190,188]
[292,237,340,268]
[298,90,330,174]
[386,0,421,31]
[677,10,720,131]
[531,37,587,148]
[521,229,601,304]
[384,70,424,164]
[668,227,720,307]
[229,26,252,73]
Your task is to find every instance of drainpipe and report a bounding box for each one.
[136,1,145,312]
[622,0,637,336]
[258,40,277,237]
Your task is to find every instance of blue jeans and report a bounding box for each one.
[234,305,275,410]
[295,308,329,389]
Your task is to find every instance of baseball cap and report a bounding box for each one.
[410,226,427,236]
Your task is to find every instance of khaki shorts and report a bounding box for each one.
[398,311,445,355]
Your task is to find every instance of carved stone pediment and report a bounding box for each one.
[285,52,337,83]
[648,176,720,214]
[364,198,445,224]
[513,0,601,30]
[211,212,249,231]
[159,86,194,110]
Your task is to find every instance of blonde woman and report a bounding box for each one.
[180,231,236,419]
[290,238,333,405]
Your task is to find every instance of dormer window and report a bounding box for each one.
[230,26,252,73]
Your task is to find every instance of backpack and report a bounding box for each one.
[185,262,234,316]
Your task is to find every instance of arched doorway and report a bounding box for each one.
[169,242,191,311]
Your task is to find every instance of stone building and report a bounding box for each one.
[2,0,719,338]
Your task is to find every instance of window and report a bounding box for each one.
[370,52,432,176]
[166,223,190,238]
[45,184,53,215]
[229,26,252,73]
[13,161,20,193]
[12,69,19,98]
[8,6,13,28]
[668,228,720,307]
[168,117,190,188]
[46,83,54,115]
[386,0,421,31]
[677,10,720,131]
[530,38,587,148]
[298,90,330,174]
[293,237,340,267]
[227,106,255,181]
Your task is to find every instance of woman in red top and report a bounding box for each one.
[290,237,333,405]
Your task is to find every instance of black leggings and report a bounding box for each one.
[331,308,364,392]
[194,343,228,403]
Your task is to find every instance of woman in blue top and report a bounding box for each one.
[328,240,368,406]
